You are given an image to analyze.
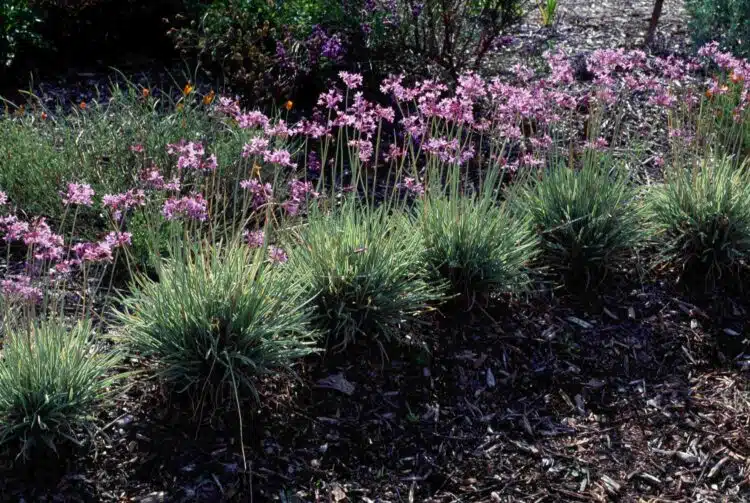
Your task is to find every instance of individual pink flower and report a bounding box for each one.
[129,144,145,153]
[584,137,609,150]
[62,182,95,207]
[0,191,7,206]
[0,215,29,242]
[339,71,363,90]
[102,189,146,220]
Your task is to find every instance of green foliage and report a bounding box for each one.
[686,0,750,58]
[0,83,251,220]
[416,191,538,301]
[0,319,120,459]
[539,0,558,27]
[283,202,443,352]
[118,241,315,407]
[0,0,40,67]
[513,160,642,289]
[646,156,750,288]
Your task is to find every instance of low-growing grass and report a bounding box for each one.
[0,319,121,460]
[646,155,750,290]
[283,201,445,353]
[416,186,538,305]
[117,240,315,409]
[512,158,643,290]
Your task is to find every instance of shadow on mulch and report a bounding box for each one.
[1,274,749,502]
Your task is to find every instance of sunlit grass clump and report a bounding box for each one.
[117,241,315,407]
[0,320,120,460]
[646,156,750,289]
[283,202,444,352]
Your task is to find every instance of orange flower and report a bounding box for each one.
[176,102,185,112]
[142,87,150,98]
[183,82,194,96]
[706,89,713,99]
[79,101,87,110]
[284,100,293,111]
[13,104,25,117]
[203,89,215,105]
[41,112,48,120]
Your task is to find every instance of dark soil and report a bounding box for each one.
[4,3,750,502]
[1,266,749,502]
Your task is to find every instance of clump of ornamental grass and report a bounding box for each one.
[416,186,538,306]
[513,159,642,290]
[0,319,121,460]
[283,201,444,353]
[645,155,750,289]
[117,240,315,412]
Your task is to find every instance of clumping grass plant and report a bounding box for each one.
[646,155,750,289]
[0,319,121,460]
[117,240,315,408]
[513,159,642,290]
[416,187,538,305]
[283,201,444,353]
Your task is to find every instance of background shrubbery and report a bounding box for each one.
[686,0,750,58]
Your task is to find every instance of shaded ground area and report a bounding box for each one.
[2,273,749,502]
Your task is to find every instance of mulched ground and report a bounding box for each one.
[3,2,750,502]
[2,268,749,502]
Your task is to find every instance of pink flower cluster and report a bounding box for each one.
[103,189,146,220]
[240,179,274,209]
[168,140,218,172]
[162,193,208,221]
[62,182,95,207]
[2,276,42,304]
[282,179,318,216]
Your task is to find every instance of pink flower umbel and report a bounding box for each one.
[268,246,288,264]
[1,276,42,304]
[0,191,7,206]
[103,189,146,220]
[129,144,145,153]
[242,138,270,158]
[162,193,209,222]
[240,179,274,209]
[73,241,114,263]
[62,182,95,207]
[104,231,133,248]
[339,71,363,90]
[401,177,425,196]
[244,229,265,248]
[263,149,296,168]
[23,219,64,261]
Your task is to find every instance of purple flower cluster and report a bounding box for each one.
[168,141,218,173]
[2,276,42,304]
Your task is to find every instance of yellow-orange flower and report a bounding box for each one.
[41,112,48,120]
[203,89,215,105]
[142,87,150,98]
[79,101,87,110]
[706,89,713,99]
[183,83,194,96]
[284,100,293,111]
